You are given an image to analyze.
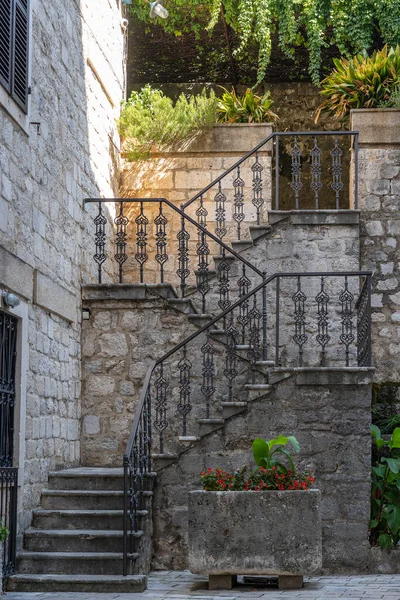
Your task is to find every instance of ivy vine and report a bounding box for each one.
[129,0,400,85]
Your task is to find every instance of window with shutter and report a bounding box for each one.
[0,0,29,114]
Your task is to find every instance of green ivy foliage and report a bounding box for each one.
[129,0,400,85]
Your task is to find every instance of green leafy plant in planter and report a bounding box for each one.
[0,520,8,543]
[370,425,400,550]
[118,85,218,160]
[201,434,315,491]
[216,87,278,124]
[316,45,400,122]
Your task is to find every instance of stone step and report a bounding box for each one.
[198,418,225,435]
[16,550,138,575]
[220,401,248,419]
[166,298,198,315]
[230,239,254,253]
[152,453,178,470]
[249,224,272,241]
[187,313,213,327]
[245,383,273,401]
[24,528,143,553]
[7,573,147,593]
[47,468,156,491]
[32,509,149,530]
[41,489,153,511]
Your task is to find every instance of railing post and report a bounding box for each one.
[367,273,372,367]
[262,272,267,361]
[354,133,359,210]
[275,135,279,210]
[123,455,129,576]
[275,276,280,366]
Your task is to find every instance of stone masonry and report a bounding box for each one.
[0,0,125,533]
[352,110,400,382]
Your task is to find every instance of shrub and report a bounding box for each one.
[370,425,400,550]
[216,87,278,124]
[379,85,400,108]
[316,45,400,122]
[118,85,218,160]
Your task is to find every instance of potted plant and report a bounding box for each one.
[0,521,9,596]
[188,435,322,590]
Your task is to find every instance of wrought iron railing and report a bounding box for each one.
[85,198,264,316]
[122,270,371,574]
[1,467,18,579]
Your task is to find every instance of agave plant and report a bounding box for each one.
[252,434,300,473]
[216,87,278,124]
[316,45,400,122]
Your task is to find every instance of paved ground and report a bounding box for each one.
[4,571,400,600]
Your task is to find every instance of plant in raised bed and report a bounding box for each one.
[370,425,400,550]
[216,87,278,124]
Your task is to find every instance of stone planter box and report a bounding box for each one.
[188,490,322,590]
[351,109,400,146]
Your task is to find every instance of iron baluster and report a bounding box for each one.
[93,201,107,284]
[262,273,268,361]
[339,276,355,367]
[114,201,129,283]
[201,331,215,419]
[217,249,231,327]
[237,264,251,344]
[154,363,168,454]
[178,346,192,436]
[224,312,238,403]
[233,166,245,240]
[196,197,210,313]
[310,137,322,210]
[177,214,190,298]
[356,276,371,367]
[145,387,152,473]
[251,151,264,225]
[247,293,262,383]
[331,136,343,209]
[135,202,149,283]
[275,136,280,210]
[292,277,307,366]
[290,136,303,210]
[154,202,168,284]
[214,181,227,244]
[316,276,331,366]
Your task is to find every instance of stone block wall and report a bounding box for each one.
[119,124,272,288]
[152,368,373,574]
[352,110,400,382]
[81,286,198,466]
[0,0,125,531]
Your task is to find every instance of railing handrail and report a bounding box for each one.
[84,197,264,278]
[124,269,372,457]
[182,130,359,210]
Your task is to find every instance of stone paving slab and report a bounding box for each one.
[4,571,400,600]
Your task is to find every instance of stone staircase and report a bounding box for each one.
[7,468,152,592]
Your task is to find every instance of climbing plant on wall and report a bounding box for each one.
[129,0,400,85]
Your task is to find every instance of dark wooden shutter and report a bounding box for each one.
[0,0,13,93]
[11,0,29,113]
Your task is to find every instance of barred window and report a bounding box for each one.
[0,0,30,113]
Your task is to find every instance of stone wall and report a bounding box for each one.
[352,110,400,382]
[0,0,125,532]
[81,286,197,466]
[152,368,373,574]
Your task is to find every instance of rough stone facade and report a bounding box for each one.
[81,287,197,466]
[0,0,125,532]
[152,369,373,574]
[352,110,400,382]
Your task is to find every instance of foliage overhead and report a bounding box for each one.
[370,425,400,551]
[118,85,217,159]
[216,87,278,123]
[128,0,400,85]
[316,45,400,122]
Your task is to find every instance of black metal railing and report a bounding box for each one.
[85,198,264,316]
[1,467,18,579]
[122,270,371,574]
[182,130,359,214]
